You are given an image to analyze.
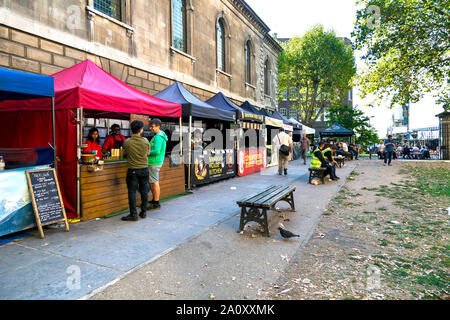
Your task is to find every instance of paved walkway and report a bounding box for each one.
[0,159,356,299]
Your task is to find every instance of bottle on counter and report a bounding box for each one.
[0,156,5,171]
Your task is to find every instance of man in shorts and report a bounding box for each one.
[148,118,168,210]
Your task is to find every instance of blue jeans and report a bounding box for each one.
[126,168,149,215]
[384,151,393,164]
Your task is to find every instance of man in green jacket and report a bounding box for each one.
[148,118,168,210]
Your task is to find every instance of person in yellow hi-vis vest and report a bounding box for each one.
[311,141,339,181]
[322,143,340,180]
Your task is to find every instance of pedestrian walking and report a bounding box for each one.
[299,132,310,165]
[272,128,293,175]
[121,120,150,221]
[384,135,396,166]
[147,118,168,211]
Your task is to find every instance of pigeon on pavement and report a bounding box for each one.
[278,227,300,240]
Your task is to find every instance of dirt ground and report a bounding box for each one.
[262,160,450,300]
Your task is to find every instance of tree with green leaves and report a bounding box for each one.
[325,104,379,148]
[353,0,450,110]
[278,25,356,126]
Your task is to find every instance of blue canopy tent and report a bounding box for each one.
[272,110,300,130]
[0,67,54,101]
[155,82,235,122]
[0,67,56,170]
[206,92,262,123]
[320,123,355,144]
[320,123,354,138]
[239,101,265,123]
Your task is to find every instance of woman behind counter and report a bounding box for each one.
[83,127,103,159]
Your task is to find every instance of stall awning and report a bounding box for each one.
[0,67,54,101]
[257,108,284,128]
[239,101,264,123]
[288,117,303,130]
[272,110,295,131]
[320,123,354,137]
[0,60,181,117]
[206,92,253,122]
[300,123,315,135]
[155,82,235,122]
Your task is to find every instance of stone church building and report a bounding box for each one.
[0,0,282,110]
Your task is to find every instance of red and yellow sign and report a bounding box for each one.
[237,147,266,176]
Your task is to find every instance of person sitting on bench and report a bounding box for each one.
[311,141,339,181]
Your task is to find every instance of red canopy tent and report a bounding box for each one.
[0,60,181,218]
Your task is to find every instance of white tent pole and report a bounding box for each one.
[188,115,192,190]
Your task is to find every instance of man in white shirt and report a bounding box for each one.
[341,141,349,152]
[273,128,293,175]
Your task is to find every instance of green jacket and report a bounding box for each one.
[148,131,168,166]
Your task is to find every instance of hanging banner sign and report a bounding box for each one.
[237,147,266,176]
[240,111,264,123]
[265,117,284,128]
[282,124,294,132]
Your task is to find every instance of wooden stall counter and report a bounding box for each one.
[80,157,186,221]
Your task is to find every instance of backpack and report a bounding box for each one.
[278,135,290,156]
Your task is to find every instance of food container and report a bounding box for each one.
[81,153,97,162]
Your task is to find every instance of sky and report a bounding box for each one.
[245,0,443,137]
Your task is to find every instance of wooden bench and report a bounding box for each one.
[236,185,296,237]
[308,167,326,184]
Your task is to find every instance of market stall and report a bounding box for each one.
[238,101,266,176]
[1,60,184,221]
[0,67,55,236]
[155,83,236,188]
[258,108,284,167]
[271,110,297,161]
[319,123,355,142]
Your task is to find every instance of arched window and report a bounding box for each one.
[173,0,187,52]
[264,59,270,95]
[217,18,226,71]
[245,40,252,84]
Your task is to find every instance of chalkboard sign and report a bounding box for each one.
[25,168,69,238]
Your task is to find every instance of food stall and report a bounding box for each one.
[0,67,55,236]
[155,82,236,189]
[238,101,266,176]
[258,108,284,167]
[1,60,184,221]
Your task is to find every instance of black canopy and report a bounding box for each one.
[155,82,235,122]
[320,123,354,137]
[272,110,301,129]
[206,92,256,122]
[239,101,264,123]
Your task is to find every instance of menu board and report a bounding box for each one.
[191,149,236,186]
[25,168,69,238]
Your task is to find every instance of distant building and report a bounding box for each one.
[277,37,353,136]
[387,103,409,139]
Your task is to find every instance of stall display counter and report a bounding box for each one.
[80,156,185,220]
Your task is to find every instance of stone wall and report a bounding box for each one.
[0,0,281,110]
